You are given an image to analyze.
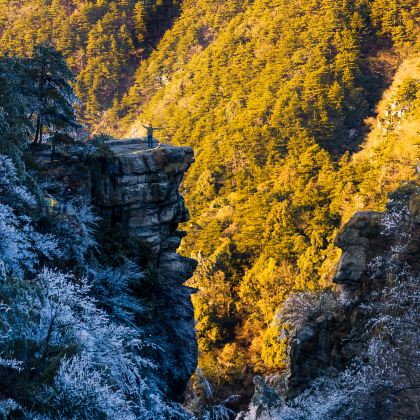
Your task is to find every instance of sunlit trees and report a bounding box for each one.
[371,0,419,51]
[1,0,418,405]
[125,0,419,390]
[0,0,183,127]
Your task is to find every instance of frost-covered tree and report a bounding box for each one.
[0,154,36,208]
[0,203,58,277]
[276,289,338,334]
[0,155,59,277]
[88,258,145,326]
[50,197,99,265]
[0,127,189,418]
[0,268,189,418]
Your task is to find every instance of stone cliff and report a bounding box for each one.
[31,138,198,401]
[286,188,420,400]
[241,187,419,418]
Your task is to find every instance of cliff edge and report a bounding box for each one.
[32,138,198,401]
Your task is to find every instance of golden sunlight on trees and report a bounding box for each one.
[2,0,418,399]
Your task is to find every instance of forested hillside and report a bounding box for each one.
[0,0,181,125]
[117,0,419,398]
[1,0,419,412]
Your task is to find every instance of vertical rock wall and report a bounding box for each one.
[33,139,198,401]
[88,139,198,401]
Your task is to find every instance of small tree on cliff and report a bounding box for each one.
[28,44,79,144]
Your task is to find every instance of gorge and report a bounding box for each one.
[30,139,420,419]
[0,0,418,418]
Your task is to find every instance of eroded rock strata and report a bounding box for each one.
[32,139,198,401]
[91,140,197,401]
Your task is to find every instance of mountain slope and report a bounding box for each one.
[115,0,419,393]
[0,0,181,124]
[0,0,418,410]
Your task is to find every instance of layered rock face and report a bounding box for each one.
[89,139,198,400]
[89,139,196,278]
[238,189,419,418]
[285,212,389,398]
[32,139,198,401]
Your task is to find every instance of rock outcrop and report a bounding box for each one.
[89,139,196,278]
[285,189,420,399]
[31,138,198,401]
[333,211,384,289]
[90,139,198,401]
[286,313,346,398]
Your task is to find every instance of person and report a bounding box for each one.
[142,123,162,148]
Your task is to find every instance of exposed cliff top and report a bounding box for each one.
[30,138,193,165]
[105,138,193,157]
[101,138,195,179]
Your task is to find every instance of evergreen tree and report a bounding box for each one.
[28,44,79,144]
[0,57,33,155]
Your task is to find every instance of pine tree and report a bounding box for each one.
[27,44,79,145]
[0,57,33,155]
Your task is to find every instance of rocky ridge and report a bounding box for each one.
[286,190,420,399]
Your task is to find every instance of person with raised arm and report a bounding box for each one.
[142,122,162,148]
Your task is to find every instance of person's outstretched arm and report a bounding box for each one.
[142,124,148,129]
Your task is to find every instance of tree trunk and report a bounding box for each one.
[39,118,43,144]
[33,116,41,144]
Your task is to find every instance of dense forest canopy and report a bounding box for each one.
[1,0,419,409]
[0,0,181,125]
[116,0,419,390]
